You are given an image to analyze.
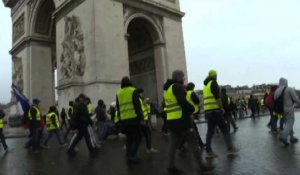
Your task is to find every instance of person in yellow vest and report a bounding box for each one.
[64,101,74,140]
[221,87,238,132]
[203,70,239,158]
[43,106,66,148]
[116,77,144,164]
[0,109,8,152]
[164,70,214,174]
[137,89,158,153]
[26,98,43,153]
[186,82,205,150]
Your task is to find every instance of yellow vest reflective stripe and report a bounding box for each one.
[46,112,60,130]
[28,106,41,121]
[114,111,120,123]
[228,97,231,104]
[163,84,182,120]
[117,87,137,121]
[140,99,149,120]
[186,90,200,114]
[87,104,93,114]
[0,119,3,129]
[203,81,220,111]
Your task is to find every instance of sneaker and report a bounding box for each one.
[227,147,240,155]
[42,144,49,149]
[167,167,183,174]
[199,162,215,172]
[206,151,218,158]
[279,138,289,147]
[59,144,67,148]
[146,148,158,153]
[290,137,298,144]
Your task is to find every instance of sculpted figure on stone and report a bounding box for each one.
[60,15,86,79]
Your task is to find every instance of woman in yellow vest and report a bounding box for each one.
[137,89,158,153]
[43,106,66,148]
[0,109,8,151]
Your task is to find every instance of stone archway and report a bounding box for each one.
[29,0,57,111]
[126,17,163,104]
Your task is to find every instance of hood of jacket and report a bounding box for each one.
[163,79,178,90]
[204,77,215,86]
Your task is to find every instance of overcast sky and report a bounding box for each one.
[1,0,300,103]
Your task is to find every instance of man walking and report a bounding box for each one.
[275,78,300,146]
[203,70,239,158]
[116,77,143,163]
[0,109,8,152]
[164,70,213,174]
[221,88,238,132]
[67,94,97,156]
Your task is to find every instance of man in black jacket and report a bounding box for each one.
[221,88,238,132]
[164,70,213,174]
[67,94,96,156]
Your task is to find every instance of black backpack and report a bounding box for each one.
[273,87,286,114]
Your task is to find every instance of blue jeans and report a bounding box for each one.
[44,129,64,146]
[205,110,233,152]
[97,122,108,140]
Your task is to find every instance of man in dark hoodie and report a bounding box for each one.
[221,88,238,132]
[116,77,143,163]
[203,70,239,158]
[67,94,96,156]
[164,70,213,174]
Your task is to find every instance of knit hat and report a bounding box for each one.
[32,98,40,105]
[208,70,217,77]
[172,70,185,81]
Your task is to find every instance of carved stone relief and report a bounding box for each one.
[12,57,23,92]
[60,15,86,80]
[13,14,25,42]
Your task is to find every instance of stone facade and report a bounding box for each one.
[3,0,187,113]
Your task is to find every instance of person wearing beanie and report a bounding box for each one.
[274,78,300,146]
[220,87,238,132]
[164,70,214,174]
[116,76,144,164]
[185,82,205,150]
[203,70,239,158]
[43,106,66,148]
[67,94,97,156]
[26,98,43,153]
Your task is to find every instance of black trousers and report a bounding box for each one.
[68,124,96,153]
[206,110,233,152]
[141,124,152,149]
[122,125,142,159]
[0,129,8,150]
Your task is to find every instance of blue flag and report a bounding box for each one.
[12,85,31,114]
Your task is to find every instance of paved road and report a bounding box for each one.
[1,113,300,175]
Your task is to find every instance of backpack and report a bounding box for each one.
[265,94,273,110]
[273,87,286,114]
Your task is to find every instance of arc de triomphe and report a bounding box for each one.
[3,0,187,112]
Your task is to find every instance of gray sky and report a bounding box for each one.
[1,0,300,103]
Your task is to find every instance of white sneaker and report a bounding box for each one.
[146,148,158,153]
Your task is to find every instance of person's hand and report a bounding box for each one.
[221,108,225,114]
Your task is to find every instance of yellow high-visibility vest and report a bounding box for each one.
[117,87,138,121]
[203,81,220,111]
[28,106,41,121]
[164,84,182,120]
[186,90,200,114]
[140,99,149,120]
[46,112,60,130]
[114,111,120,123]
[0,118,3,129]
[87,104,93,115]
